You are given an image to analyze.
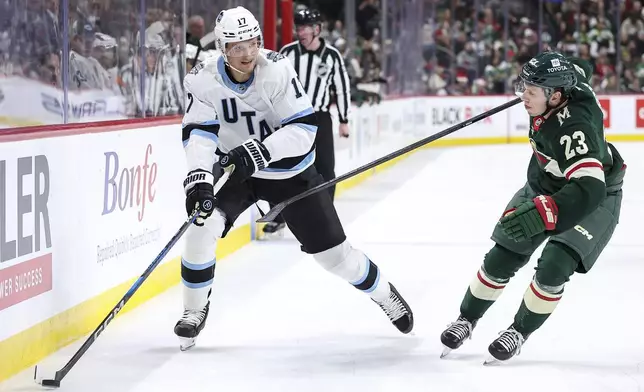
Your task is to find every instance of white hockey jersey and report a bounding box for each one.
[181,49,318,181]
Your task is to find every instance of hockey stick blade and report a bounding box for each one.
[257,97,522,222]
[34,366,59,389]
[33,168,231,387]
[34,366,61,389]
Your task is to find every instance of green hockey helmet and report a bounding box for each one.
[516,51,577,101]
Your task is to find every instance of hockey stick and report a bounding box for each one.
[257,97,522,223]
[34,166,232,388]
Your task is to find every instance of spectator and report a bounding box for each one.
[0,0,642,129]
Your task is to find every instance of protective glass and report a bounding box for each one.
[514,79,528,97]
[226,39,260,57]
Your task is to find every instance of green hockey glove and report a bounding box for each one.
[499,195,559,242]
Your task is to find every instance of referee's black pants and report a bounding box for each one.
[269,111,335,225]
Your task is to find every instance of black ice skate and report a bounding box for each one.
[440,315,478,358]
[373,283,414,334]
[484,326,529,365]
[174,301,210,351]
[260,221,286,239]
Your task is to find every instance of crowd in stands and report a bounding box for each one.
[304,0,644,95]
[0,0,641,127]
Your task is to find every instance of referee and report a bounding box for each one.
[262,8,352,237]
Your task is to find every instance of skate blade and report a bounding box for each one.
[178,337,196,351]
[483,355,501,365]
[440,346,453,359]
[258,230,284,241]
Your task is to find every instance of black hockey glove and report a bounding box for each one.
[184,169,216,226]
[220,139,271,184]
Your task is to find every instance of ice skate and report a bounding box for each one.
[440,315,478,358]
[174,302,210,351]
[484,326,528,365]
[373,283,414,334]
[260,221,286,240]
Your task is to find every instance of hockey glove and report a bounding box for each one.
[184,169,217,226]
[499,195,559,242]
[220,139,271,184]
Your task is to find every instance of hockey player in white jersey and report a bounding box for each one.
[175,6,414,351]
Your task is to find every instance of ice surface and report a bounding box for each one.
[2,143,643,392]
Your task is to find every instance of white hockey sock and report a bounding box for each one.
[181,256,216,310]
[313,240,391,302]
[181,211,225,310]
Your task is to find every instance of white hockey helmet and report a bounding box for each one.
[214,6,262,57]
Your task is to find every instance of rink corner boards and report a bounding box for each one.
[1,130,642,384]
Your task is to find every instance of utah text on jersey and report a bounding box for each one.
[181,49,319,181]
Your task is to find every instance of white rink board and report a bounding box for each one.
[0,125,192,340]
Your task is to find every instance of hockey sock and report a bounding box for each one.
[313,240,391,302]
[460,244,530,321]
[460,266,509,321]
[181,256,216,310]
[512,277,563,335]
[180,215,223,310]
[512,241,577,335]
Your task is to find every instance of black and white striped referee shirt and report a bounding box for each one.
[279,38,351,123]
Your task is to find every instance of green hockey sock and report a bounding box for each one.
[460,267,509,321]
[513,278,563,335]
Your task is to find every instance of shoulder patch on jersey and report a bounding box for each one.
[556,106,571,126]
[266,51,285,62]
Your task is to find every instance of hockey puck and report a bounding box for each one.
[40,379,61,388]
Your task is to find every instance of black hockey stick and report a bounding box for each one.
[34,167,232,388]
[257,97,522,223]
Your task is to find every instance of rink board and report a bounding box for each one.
[2,94,644,381]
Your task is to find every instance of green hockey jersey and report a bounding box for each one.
[525,57,625,232]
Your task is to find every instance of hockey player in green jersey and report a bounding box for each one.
[439,51,626,363]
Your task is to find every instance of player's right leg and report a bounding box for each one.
[258,166,413,334]
[175,181,256,351]
[263,112,335,239]
[440,183,547,357]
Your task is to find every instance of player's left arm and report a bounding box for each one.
[548,124,606,232]
[329,47,351,124]
[261,59,318,163]
[499,122,606,241]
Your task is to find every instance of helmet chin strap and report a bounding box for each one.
[227,62,249,76]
